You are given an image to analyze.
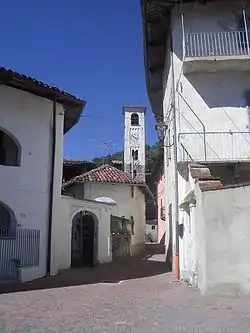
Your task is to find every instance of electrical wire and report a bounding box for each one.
[220,106,250,145]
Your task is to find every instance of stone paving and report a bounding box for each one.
[1,245,250,332]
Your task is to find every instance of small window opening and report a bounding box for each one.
[131,113,139,126]
[132,150,138,160]
[133,170,137,178]
[0,203,11,237]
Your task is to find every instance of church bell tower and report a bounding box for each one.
[123,106,146,181]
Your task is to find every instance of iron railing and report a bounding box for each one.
[0,228,40,281]
[179,131,250,162]
[0,227,10,238]
[185,31,250,58]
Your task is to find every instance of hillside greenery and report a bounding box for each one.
[92,141,163,173]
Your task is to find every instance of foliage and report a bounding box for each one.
[92,141,163,173]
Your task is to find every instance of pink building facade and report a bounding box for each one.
[157,169,165,244]
[146,151,166,244]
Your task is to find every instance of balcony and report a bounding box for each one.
[178,131,250,163]
[183,31,250,73]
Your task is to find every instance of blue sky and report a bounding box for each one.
[0,0,157,160]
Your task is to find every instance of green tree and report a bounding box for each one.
[92,141,163,173]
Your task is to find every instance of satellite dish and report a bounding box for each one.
[94,197,117,204]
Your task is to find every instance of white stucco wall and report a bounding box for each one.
[0,85,64,282]
[51,196,112,273]
[170,1,250,161]
[195,184,250,295]
[68,182,146,255]
[163,0,250,279]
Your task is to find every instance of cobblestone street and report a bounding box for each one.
[1,245,250,332]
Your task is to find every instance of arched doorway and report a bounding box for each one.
[71,211,98,268]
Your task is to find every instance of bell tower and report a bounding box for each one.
[123,106,146,181]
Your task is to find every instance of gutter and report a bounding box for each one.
[47,98,57,275]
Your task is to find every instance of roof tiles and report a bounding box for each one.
[63,164,145,188]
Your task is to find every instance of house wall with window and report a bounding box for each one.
[163,0,250,280]
[0,85,64,282]
[168,1,250,149]
[145,221,158,242]
[66,182,146,255]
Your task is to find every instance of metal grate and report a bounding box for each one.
[185,31,250,58]
[179,132,250,162]
[0,228,40,281]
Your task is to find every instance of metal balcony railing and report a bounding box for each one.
[0,228,40,281]
[179,131,250,162]
[185,31,250,58]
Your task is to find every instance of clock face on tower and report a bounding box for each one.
[131,133,139,140]
[130,133,139,145]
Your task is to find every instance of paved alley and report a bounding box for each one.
[1,245,250,332]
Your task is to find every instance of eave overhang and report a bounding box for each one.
[141,0,216,119]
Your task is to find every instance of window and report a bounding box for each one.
[152,225,155,230]
[0,129,21,167]
[131,113,139,126]
[132,149,138,160]
[133,170,137,178]
[0,201,15,237]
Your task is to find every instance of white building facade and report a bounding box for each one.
[52,196,114,273]
[63,165,150,257]
[142,0,250,291]
[0,67,84,282]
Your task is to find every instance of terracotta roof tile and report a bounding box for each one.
[201,181,250,192]
[0,67,83,103]
[0,66,85,133]
[63,159,96,167]
[63,165,145,187]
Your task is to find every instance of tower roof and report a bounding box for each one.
[122,106,146,114]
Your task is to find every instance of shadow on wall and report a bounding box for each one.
[0,244,171,295]
[186,72,248,109]
[159,232,166,245]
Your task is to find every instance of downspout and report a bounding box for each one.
[170,19,180,280]
[47,98,57,275]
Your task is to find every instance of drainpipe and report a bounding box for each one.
[242,6,250,55]
[47,98,57,275]
[170,28,180,280]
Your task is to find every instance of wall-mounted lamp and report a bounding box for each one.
[155,122,168,141]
